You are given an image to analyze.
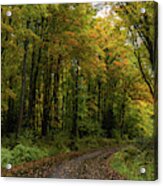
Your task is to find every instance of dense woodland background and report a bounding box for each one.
[1,2,158,180]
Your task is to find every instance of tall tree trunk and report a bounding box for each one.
[65,69,70,132]
[28,47,41,129]
[17,21,30,136]
[72,60,79,138]
[120,101,125,139]
[97,80,101,122]
[136,51,154,98]
[42,65,51,136]
[53,54,62,127]
[6,77,15,133]
[28,46,36,128]
[61,69,65,130]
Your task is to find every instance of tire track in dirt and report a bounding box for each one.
[49,148,125,180]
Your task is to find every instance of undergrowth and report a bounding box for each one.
[109,138,156,181]
[1,131,119,168]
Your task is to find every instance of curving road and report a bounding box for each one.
[49,148,125,180]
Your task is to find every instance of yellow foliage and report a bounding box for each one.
[99,63,107,71]
[74,20,81,26]
[2,103,8,112]
[123,60,128,65]
[2,23,13,33]
[64,31,76,37]
[6,88,16,100]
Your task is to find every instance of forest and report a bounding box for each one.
[1,1,158,180]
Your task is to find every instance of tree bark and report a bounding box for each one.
[120,101,125,139]
[6,77,15,133]
[72,59,79,138]
[97,80,101,122]
[28,46,41,129]
[53,54,62,127]
[17,20,30,136]
[42,65,51,136]
[136,51,154,98]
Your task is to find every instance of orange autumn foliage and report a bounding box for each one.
[67,38,79,47]
[64,31,76,37]
[113,61,122,66]
[89,32,98,39]
[123,60,128,65]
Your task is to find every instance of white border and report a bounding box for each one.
[1,0,162,186]
[0,0,155,5]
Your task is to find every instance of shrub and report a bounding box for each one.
[1,148,12,168]
[1,144,49,168]
[78,120,103,138]
[12,144,48,165]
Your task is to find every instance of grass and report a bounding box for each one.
[109,145,156,181]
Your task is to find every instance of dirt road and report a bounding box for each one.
[49,148,124,180]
